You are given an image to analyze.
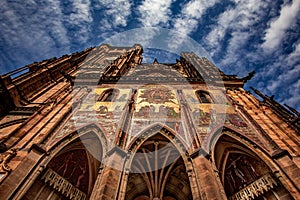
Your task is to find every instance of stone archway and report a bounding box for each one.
[213,134,294,200]
[21,132,103,200]
[125,133,193,200]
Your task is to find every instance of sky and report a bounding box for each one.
[0,0,299,110]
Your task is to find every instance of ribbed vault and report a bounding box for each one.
[125,134,192,200]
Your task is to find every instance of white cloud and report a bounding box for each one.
[173,0,220,36]
[69,1,92,24]
[220,31,251,67]
[200,0,299,109]
[283,79,300,108]
[96,0,132,30]
[65,0,93,43]
[262,0,300,52]
[206,0,270,56]
[267,64,300,91]
[138,0,174,27]
[268,64,300,109]
[169,0,220,49]
[205,9,236,57]
[0,0,70,66]
[256,40,300,110]
[203,0,272,78]
[286,41,300,66]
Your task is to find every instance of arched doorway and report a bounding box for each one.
[21,132,103,200]
[125,133,193,200]
[214,134,294,200]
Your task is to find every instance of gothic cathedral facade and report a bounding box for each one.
[0,44,300,200]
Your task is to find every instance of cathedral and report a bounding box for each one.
[0,44,299,200]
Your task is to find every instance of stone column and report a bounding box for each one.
[90,147,127,200]
[274,153,300,198]
[0,144,46,199]
[117,168,130,200]
[193,154,227,200]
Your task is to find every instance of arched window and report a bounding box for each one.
[22,134,103,200]
[214,134,293,200]
[98,89,119,102]
[196,90,213,103]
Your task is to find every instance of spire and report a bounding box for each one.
[153,58,159,64]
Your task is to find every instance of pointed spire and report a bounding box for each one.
[153,58,159,64]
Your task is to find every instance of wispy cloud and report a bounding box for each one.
[262,0,300,52]
[95,0,132,30]
[267,63,300,109]
[286,42,300,66]
[284,79,300,108]
[0,0,70,71]
[69,1,92,24]
[66,0,93,43]
[206,0,270,52]
[138,0,174,27]
[205,8,237,55]
[169,0,220,50]
[205,0,271,73]
[256,40,300,109]
[203,0,300,110]
[173,0,220,35]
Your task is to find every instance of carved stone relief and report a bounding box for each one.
[224,153,269,196]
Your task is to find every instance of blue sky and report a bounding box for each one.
[0,0,299,110]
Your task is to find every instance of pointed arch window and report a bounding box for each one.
[214,134,293,200]
[196,90,213,103]
[22,134,103,200]
[98,88,119,102]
